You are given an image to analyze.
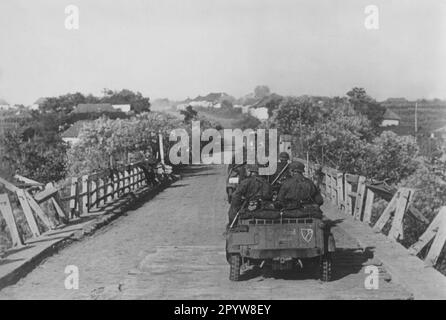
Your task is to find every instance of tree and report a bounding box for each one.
[101,89,150,113]
[221,100,233,109]
[346,87,386,130]
[68,113,183,176]
[180,106,198,124]
[362,131,419,183]
[1,114,68,183]
[254,85,271,99]
[39,92,93,115]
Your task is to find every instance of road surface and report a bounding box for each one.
[0,165,411,299]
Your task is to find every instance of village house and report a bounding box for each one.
[60,120,92,145]
[30,97,47,111]
[0,98,14,111]
[380,109,401,127]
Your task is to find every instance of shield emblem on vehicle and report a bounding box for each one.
[301,228,313,243]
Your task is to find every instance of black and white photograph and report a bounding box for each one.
[0,0,445,305]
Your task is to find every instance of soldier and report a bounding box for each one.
[269,152,290,184]
[227,164,273,224]
[277,161,323,210]
[227,147,248,182]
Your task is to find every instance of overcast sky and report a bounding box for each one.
[0,0,445,105]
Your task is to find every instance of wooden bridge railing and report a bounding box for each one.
[0,161,173,250]
[301,159,446,268]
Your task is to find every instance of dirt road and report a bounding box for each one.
[0,165,411,299]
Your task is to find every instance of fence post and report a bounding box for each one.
[90,177,97,211]
[409,207,446,266]
[373,191,399,232]
[336,171,344,211]
[0,193,24,247]
[425,213,446,266]
[324,169,331,200]
[353,176,366,220]
[388,188,414,240]
[124,169,130,194]
[81,175,89,214]
[16,189,40,238]
[344,175,353,215]
[363,188,375,224]
[69,177,79,218]
[24,191,56,230]
[108,174,115,202]
[98,177,104,207]
[330,170,337,205]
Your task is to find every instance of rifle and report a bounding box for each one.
[229,200,248,229]
[271,162,290,186]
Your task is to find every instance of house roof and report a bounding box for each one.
[61,121,92,138]
[251,93,283,109]
[0,98,9,105]
[33,97,47,105]
[382,109,401,120]
[72,103,115,113]
[192,92,232,103]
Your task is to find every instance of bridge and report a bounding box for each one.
[0,153,445,299]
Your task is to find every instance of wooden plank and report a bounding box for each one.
[90,178,97,210]
[324,171,331,200]
[353,176,366,220]
[0,193,24,247]
[344,179,353,215]
[34,185,58,203]
[16,189,40,237]
[0,176,19,192]
[425,209,446,266]
[108,175,114,202]
[363,188,375,224]
[69,177,78,218]
[98,178,104,206]
[51,197,67,221]
[373,191,399,233]
[409,207,445,255]
[389,188,414,240]
[344,173,359,184]
[330,173,337,205]
[81,175,89,214]
[25,191,55,229]
[13,174,44,187]
[124,170,130,193]
[408,205,430,225]
[336,172,344,211]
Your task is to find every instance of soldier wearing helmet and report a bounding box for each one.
[277,161,323,210]
[227,164,272,224]
[269,152,291,183]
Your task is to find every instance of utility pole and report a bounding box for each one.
[299,104,303,157]
[415,102,418,135]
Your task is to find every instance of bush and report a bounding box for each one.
[362,131,419,184]
[68,112,183,176]
[1,116,68,183]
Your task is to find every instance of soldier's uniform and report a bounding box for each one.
[228,164,272,223]
[228,148,248,181]
[269,152,291,184]
[277,162,323,210]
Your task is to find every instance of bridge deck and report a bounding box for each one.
[0,165,443,299]
[323,203,446,300]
